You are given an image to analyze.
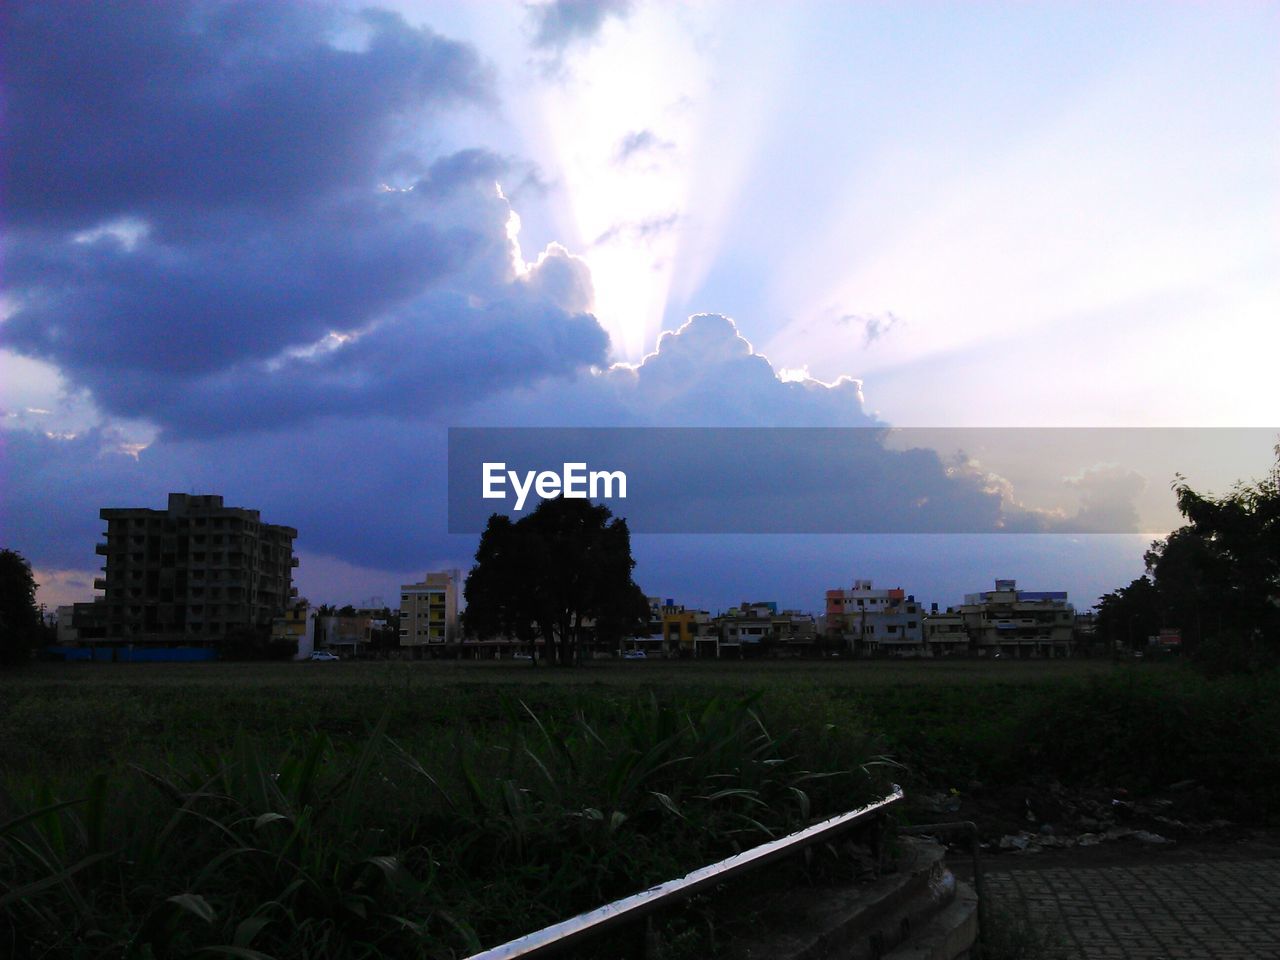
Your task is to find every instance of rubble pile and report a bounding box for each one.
[910,779,1239,856]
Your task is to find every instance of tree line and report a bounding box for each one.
[1095,443,1279,669]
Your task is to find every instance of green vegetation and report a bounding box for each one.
[0,676,890,959]
[0,549,53,668]
[1097,443,1279,670]
[3,658,1276,958]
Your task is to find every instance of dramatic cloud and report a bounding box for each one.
[5,3,488,227]
[529,0,634,52]
[0,2,1167,613]
[453,315,1149,535]
[3,313,1148,610]
[1060,465,1147,534]
[2,1,610,439]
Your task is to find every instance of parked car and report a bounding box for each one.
[309,651,339,662]
[513,652,533,660]
[622,650,647,660]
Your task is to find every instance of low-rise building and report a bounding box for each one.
[660,601,712,656]
[318,613,381,656]
[710,601,817,658]
[923,605,971,657]
[55,605,79,646]
[272,600,317,659]
[825,580,925,656]
[959,579,1075,658]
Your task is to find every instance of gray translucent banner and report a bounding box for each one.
[447,427,1278,534]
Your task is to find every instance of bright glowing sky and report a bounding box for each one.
[2,1,1277,613]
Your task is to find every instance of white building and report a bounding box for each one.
[825,579,925,656]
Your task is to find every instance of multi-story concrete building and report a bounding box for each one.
[771,609,819,655]
[709,601,816,657]
[73,493,297,646]
[652,600,714,657]
[923,605,971,657]
[959,579,1075,658]
[399,571,459,651]
[825,579,925,656]
[714,602,776,657]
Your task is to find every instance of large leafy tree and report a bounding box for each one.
[1099,443,1279,659]
[1094,575,1163,651]
[464,497,650,665]
[1,548,45,666]
[1152,448,1279,647]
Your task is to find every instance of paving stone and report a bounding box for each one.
[983,857,1280,959]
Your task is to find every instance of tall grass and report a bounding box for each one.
[1,694,891,959]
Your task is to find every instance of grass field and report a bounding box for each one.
[1,654,1123,690]
[2,657,1276,958]
[0,657,1119,778]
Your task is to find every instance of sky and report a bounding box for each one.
[2,0,1277,616]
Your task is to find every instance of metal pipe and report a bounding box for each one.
[463,784,905,960]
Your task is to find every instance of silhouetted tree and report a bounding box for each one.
[0,549,45,667]
[1103,443,1280,670]
[1095,575,1163,651]
[465,497,649,666]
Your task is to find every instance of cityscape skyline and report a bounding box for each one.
[3,2,1276,616]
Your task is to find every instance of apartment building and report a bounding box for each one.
[959,579,1075,658]
[922,605,971,657]
[73,493,297,645]
[825,579,925,656]
[399,571,460,651]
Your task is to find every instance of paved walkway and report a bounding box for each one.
[983,856,1280,959]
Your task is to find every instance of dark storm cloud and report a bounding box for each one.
[121,291,609,438]
[457,315,1141,535]
[4,2,488,226]
[1,313,1144,592]
[2,1,611,438]
[529,0,634,52]
[0,429,159,569]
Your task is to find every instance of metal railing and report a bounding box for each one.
[463,784,904,960]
